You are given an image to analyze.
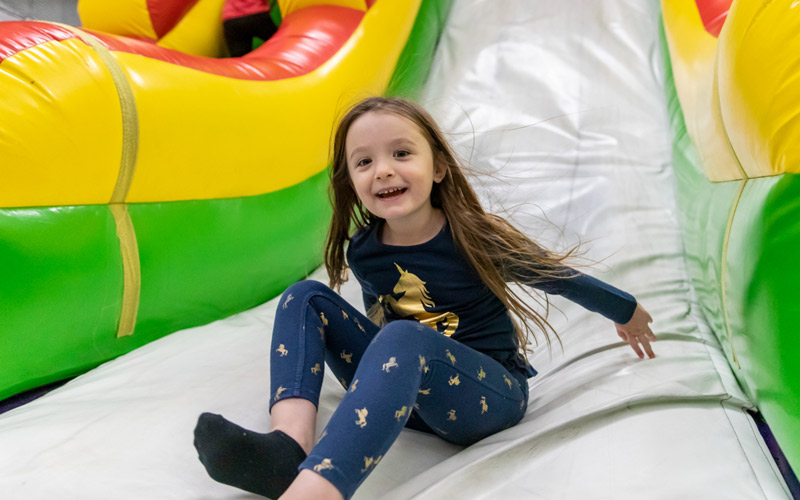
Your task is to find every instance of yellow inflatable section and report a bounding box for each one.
[1,0,422,208]
[662,0,800,181]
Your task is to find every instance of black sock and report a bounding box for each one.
[193,412,307,499]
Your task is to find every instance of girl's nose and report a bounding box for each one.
[374,160,394,179]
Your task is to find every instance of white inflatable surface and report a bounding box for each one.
[0,0,792,498]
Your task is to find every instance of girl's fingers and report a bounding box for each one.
[628,337,644,359]
[640,337,656,358]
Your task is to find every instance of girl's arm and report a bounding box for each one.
[512,266,656,358]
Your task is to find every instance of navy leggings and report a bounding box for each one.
[270,280,529,499]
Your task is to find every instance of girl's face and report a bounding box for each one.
[345,111,445,228]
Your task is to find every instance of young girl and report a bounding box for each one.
[193,97,655,500]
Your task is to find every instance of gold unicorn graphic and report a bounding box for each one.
[447,409,457,421]
[273,386,286,402]
[355,408,368,428]
[340,350,353,364]
[448,374,461,386]
[477,367,486,380]
[445,350,456,364]
[380,263,459,336]
[395,406,408,420]
[418,355,426,372]
[313,459,334,472]
[350,379,358,392]
[503,375,513,389]
[480,396,488,414]
[282,293,294,309]
[418,388,431,395]
[276,344,288,357]
[382,357,399,372]
[310,363,321,375]
[361,455,383,473]
[320,312,328,326]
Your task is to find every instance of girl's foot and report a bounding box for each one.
[193,412,307,499]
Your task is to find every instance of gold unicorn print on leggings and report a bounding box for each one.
[282,293,294,309]
[503,375,513,389]
[382,357,399,372]
[480,396,488,414]
[341,350,353,364]
[275,344,288,357]
[313,459,334,472]
[350,379,358,392]
[361,455,383,473]
[355,408,368,428]
[273,386,286,402]
[448,374,461,386]
[380,263,459,336]
[395,406,408,420]
[310,363,321,375]
[447,409,457,421]
[477,367,486,380]
[320,312,328,326]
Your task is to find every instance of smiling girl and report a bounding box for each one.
[193,97,655,500]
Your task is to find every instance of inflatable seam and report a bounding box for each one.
[720,179,746,368]
[56,23,142,338]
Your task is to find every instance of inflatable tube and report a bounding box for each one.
[661,0,800,472]
[0,0,453,400]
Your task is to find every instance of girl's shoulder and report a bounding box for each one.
[349,222,378,246]
[347,222,380,260]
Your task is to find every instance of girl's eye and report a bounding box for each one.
[356,158,372,167]
[394,150,410,158]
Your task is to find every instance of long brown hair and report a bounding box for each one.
[325,96,576,353]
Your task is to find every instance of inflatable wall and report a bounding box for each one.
[661,0,800,472]
[0,0,452,400]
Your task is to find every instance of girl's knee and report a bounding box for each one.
[372,321,437,354]
[281,280,333,304]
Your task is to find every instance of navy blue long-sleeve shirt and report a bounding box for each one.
[346,221,637,377]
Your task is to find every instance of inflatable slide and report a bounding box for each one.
[0,0,797,498]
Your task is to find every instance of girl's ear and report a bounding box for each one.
[433,152,447,184]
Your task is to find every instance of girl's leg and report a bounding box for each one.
[194,280,378,498]
[295,320,528,499]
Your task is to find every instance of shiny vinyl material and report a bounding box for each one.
[0,0,794,499]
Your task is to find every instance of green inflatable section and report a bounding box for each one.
[0,1,454,402]
[660,25,800,471]
[0,172,328,400]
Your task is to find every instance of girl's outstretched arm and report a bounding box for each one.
[614,303,656,359]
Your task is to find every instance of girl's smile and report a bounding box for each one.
[345,111,446,244]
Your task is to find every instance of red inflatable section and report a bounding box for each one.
[695,0,732,37]
[147,0,201,38]
[0,22,80,63]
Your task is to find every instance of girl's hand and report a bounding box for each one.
[615,303,656,359]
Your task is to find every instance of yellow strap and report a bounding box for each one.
[56,24,140,203]
[57,23,142,337]
[110,204,142,337]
